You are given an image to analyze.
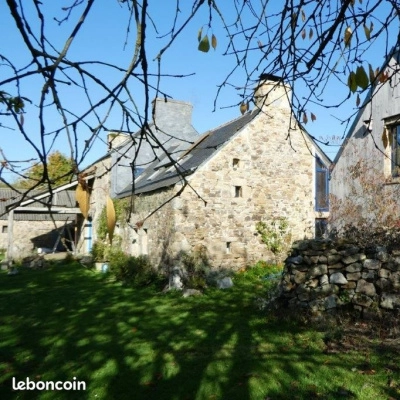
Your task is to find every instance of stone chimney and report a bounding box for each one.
[107,132,129,152]
[254,74,292,111]
[151,98,198,143]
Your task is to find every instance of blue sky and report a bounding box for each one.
[0,1,397,181]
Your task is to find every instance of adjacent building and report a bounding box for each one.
[330,46,400,231]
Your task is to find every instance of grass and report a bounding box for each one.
[0,262,399,400]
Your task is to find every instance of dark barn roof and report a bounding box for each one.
[0,188,78,221]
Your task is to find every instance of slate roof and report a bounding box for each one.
[116,106,332,198]
[116,109,260,197]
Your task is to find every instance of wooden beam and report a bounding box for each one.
[13,207,82,214]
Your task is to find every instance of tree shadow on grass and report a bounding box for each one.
[0,264,399,400]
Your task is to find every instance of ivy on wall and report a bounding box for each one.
[97,198,130,241]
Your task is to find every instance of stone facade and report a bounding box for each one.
[281,239,400,316]
[0,220,72,257]
[124,86,327,269]
[330,52,400,231]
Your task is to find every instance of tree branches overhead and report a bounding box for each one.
[0,0,399,190]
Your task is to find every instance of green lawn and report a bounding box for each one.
[0,262,399,400]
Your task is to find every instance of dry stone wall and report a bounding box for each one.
[281,239,400,316]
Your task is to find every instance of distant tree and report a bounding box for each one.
[14,151,74,189]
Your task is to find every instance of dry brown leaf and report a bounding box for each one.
[75,183,90,219]
[106,196,116,244]
[344,26,352,47]
[382,128,388,149]
[240,102,248,115]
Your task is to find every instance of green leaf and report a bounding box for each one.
[344,26,352,47]
[347,72,357,93]
[198,35,210,52]
[12,97,24,113]
[197,27,203,43]
[356,66,369,90]
[368,64,375,83]
[211,34,217,50]
[363,24,370,40]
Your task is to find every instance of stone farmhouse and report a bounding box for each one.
[330,46,400,231]
[1,75,330,268]
[98,75,331,269]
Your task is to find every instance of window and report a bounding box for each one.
[1,225,7,234]
[234,186,242,198]
[391,125,400,177]
[226,242,231,254]
[232,158,240,168]
[315,157,329,211]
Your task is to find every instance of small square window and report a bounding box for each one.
[232,158,240,168]
[234,186,242,198]
[226,242,231,254]
[2,225,8,234]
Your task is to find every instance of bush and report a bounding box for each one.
[255,217,292,263]
[91,238,122,262]
[91,241,110,262]
[108,250,160,287]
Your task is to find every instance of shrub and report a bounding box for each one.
[91,241,108,262]
[256,217,292,255]
[179,246,212,289]
[108,250,160,287]
[91,237,122,262]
